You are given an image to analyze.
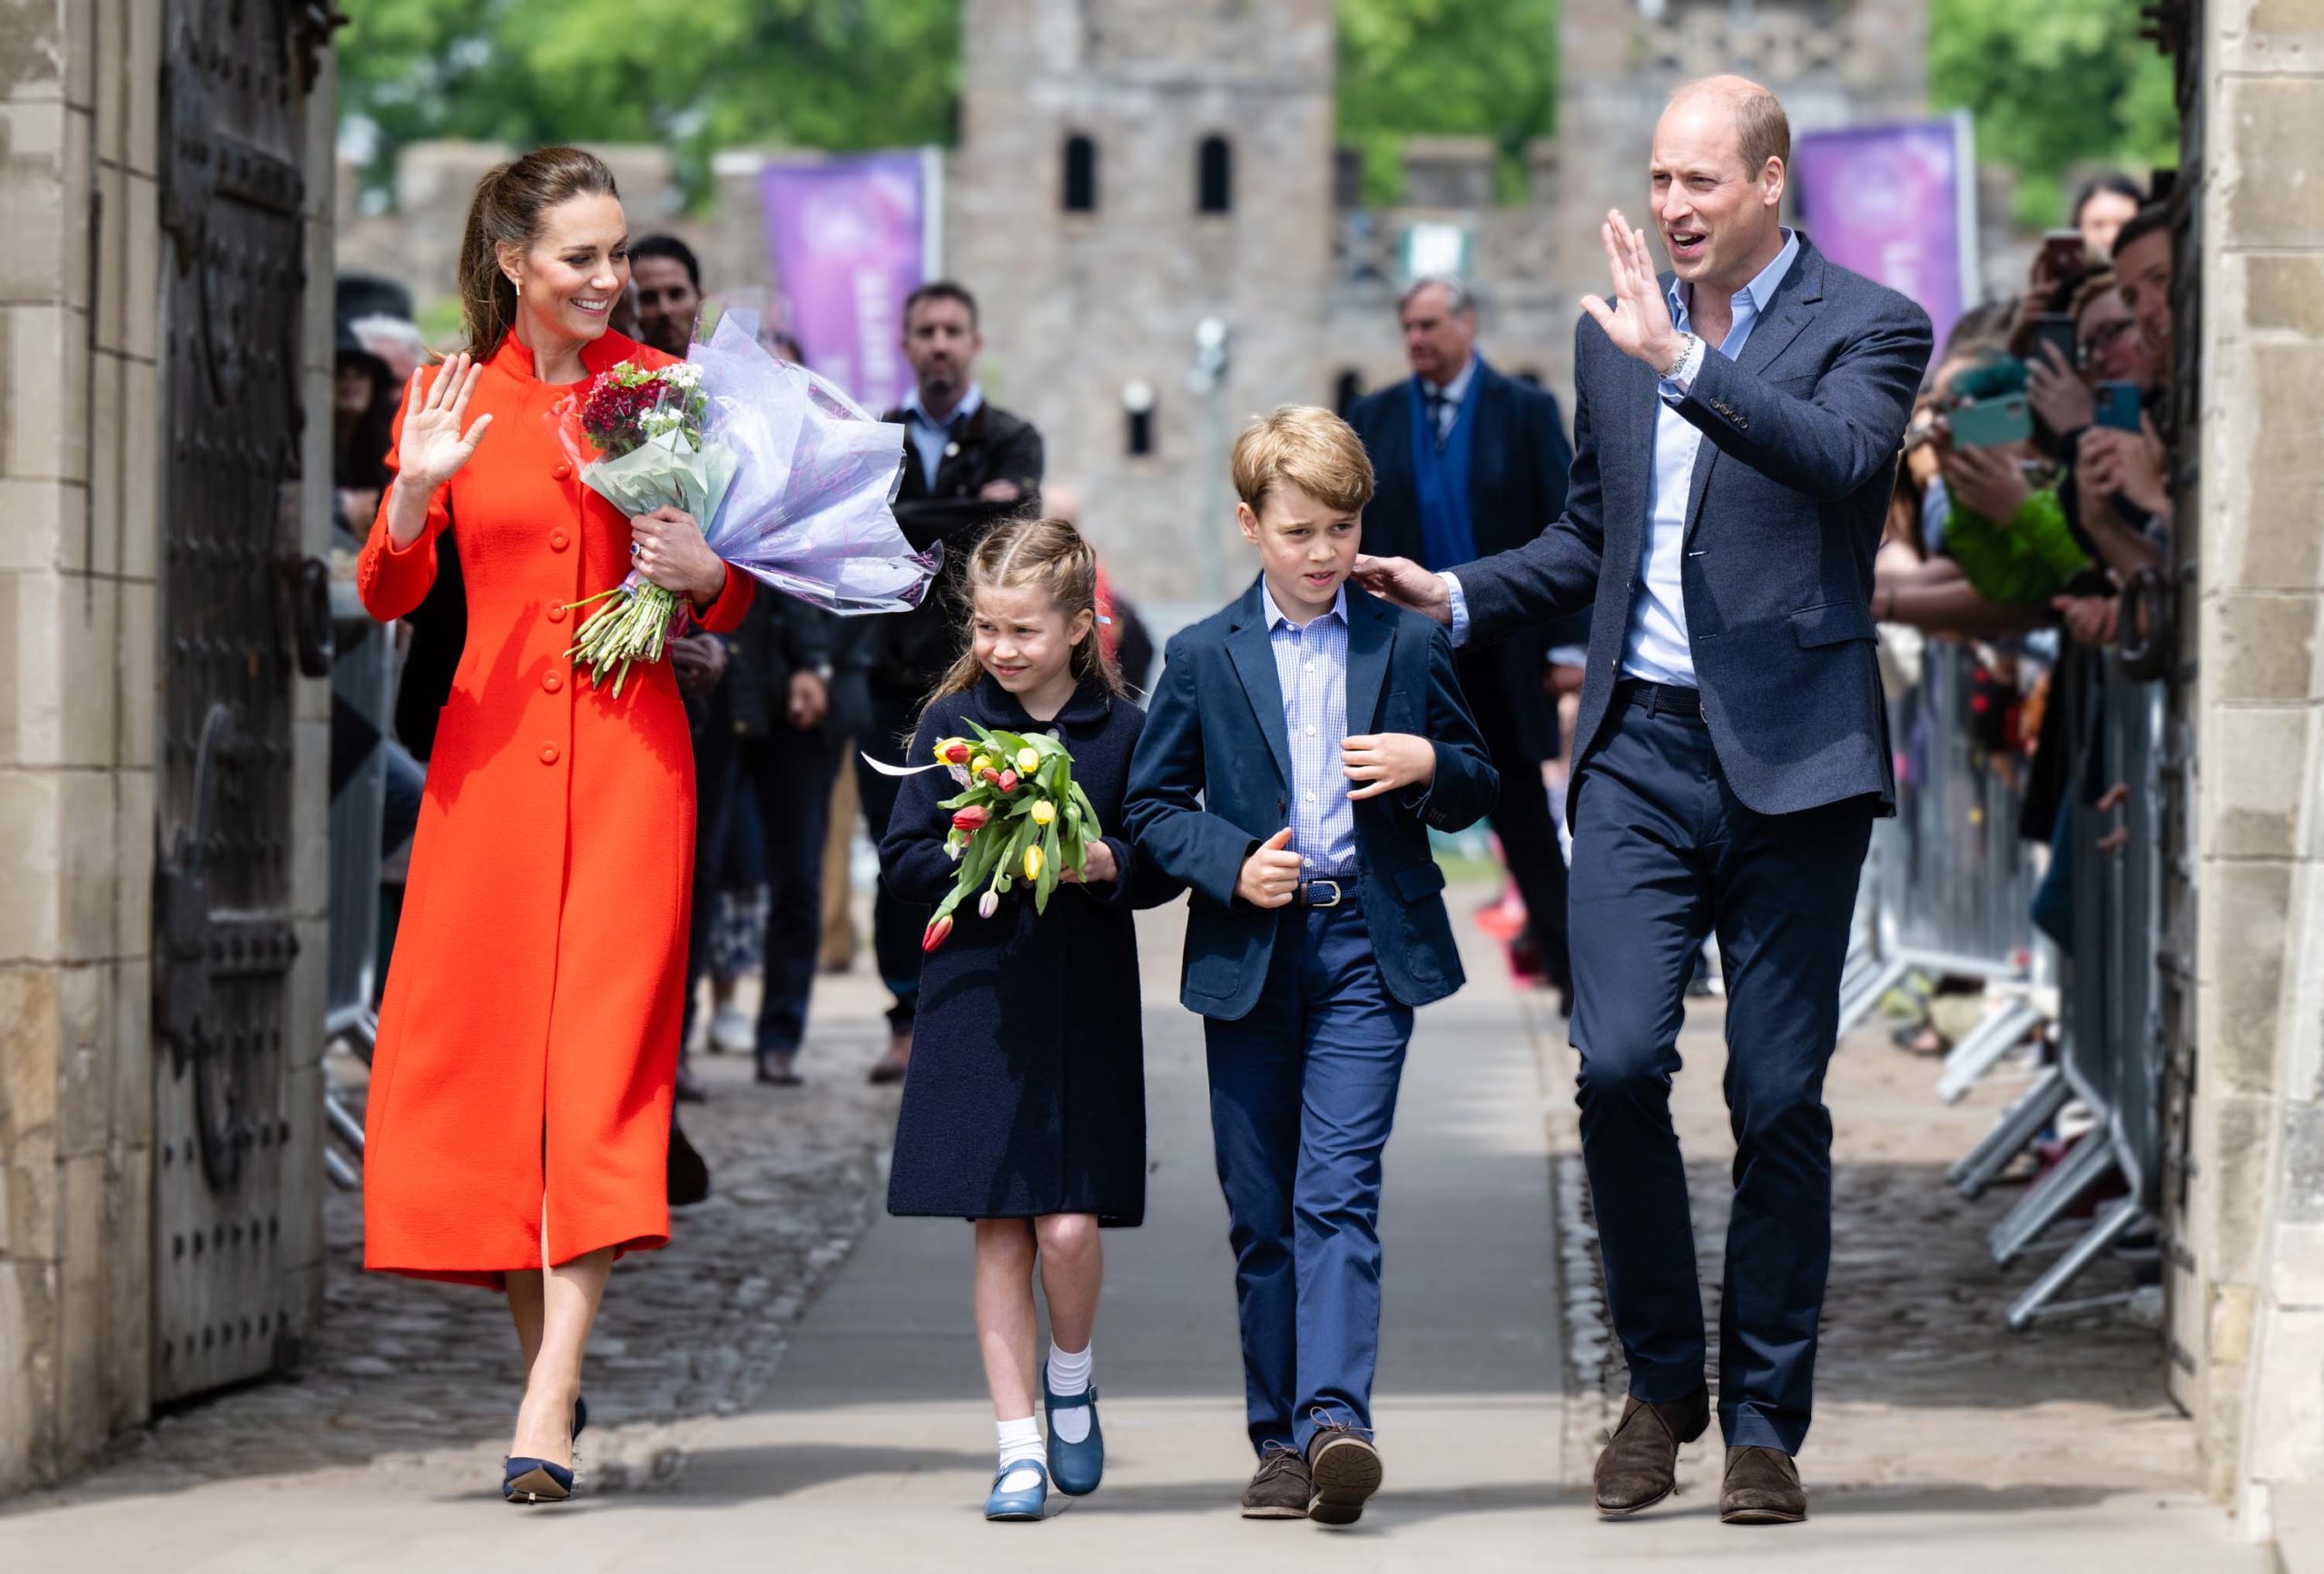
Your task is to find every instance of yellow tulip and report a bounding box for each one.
[1023,843,1044,880]
[1015,746,1040,773]
[971,754,994,775]
[1030,800,1056,826]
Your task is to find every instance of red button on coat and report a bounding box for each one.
[542,672,563,694]
[546,604,568,624]
[550,530,569,551]
[539,743,560,765]
[553,461,573,480]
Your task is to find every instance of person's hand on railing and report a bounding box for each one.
[2093,782,2132,855]
[2051,592,2121,648]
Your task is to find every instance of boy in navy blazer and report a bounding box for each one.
[1126,406,1496,1526]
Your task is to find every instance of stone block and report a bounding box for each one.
[2214,1280,2258,1368]
[2273,1218,2324,1308]
[2204,861,2291,1097]
[284,915,327,1071]
[2211,1095,2280,1282]
[52,960,107,1158]
[113,765,151,954]
[2224,77,2324,252]
[90,161,124,353]
[5,1124,56,1264]
[5,303,90,483]
[0,963,60,1140]
[2246,1304,2324,1482]
[0,121,68,307]
[0,765,63,959]
[54,1148,103,1456]
[2242,253,2324,340]
[1,3,64,104]
[2209,589,2318,703]
[123,0,157,177]
[115,579,154,764]
[119,170,155,361]
[2212,0,2324,76]
[0,1258,48,1493]
[110,955,148,1148]
[101,1137,146,1428]
[0,476,64,571]
[61,0,92,111]
[117,353,156,581]
[55,762,115,960]
[290,715,329,908]
[2205,704,2308,859]
[54,573,120,771]
[92,0,123,168]
[83,354,119,575]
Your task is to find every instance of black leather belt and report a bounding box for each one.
[1295,877,1359,908]
[1620,680,1703,720]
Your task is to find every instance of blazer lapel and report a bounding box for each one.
[1226,582,1294,790]
[1680,245,1825,545]
[1344,594,1392,734]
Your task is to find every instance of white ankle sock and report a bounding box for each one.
[1047,1342,1095,1443]
[996,1415,1045,1491]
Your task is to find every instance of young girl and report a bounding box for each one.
[881,517,1177,1521]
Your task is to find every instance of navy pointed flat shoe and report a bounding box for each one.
[1043,1382,1104,1497]
[502,1455,576,1504]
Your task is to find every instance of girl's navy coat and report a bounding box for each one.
[881,675,1181,1225]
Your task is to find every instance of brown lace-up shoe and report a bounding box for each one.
[1305,1423,1384,1526]
[1591,1388,1710,1516]
[1719,1445,1807,1524]
[1241,1444,1311,1519]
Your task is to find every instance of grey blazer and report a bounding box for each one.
[1458,234,1935,818]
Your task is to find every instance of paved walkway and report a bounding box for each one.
[2,897,2267,1570]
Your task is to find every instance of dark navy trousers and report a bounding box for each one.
[1204,900,1413,1455]
[1568,692,1872,1454]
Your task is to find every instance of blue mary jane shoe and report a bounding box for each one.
[1043,1382,1104,1497]
[984,1459,1050,1521]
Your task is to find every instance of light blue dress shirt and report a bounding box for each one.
[902,381,984,491]
[1443,230,1801,684]
[1262,581,1359,879]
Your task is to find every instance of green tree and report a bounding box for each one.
[1929,0,2179,227]
[1336,0,1561,205]
[338,0,960,207]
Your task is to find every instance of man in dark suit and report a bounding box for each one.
[861,280,1044,1082]
[1346,278,1581,1008]
[1358,76,1933,1524]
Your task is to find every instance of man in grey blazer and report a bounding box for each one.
[1358,76,1933,1524]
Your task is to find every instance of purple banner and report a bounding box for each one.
[1795,118,1974,351]
[759,152,927,414]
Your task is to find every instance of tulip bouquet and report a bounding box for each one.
[919,722,1103,952]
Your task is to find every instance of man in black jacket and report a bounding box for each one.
[1346,277,1581,1008]
[861,280,1044,1081]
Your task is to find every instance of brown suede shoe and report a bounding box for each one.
[1241,1444,1310,1520]
[1591,1388,1710,1516]
[1719,1445,1807,1524]
[1305,1424,1384,1525]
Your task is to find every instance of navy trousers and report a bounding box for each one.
[1567,692,1872,1454]
[1204,900,1413,1455]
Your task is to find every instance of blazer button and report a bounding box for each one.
[550,529,570,552]
[542,671,563,694]
[546,603,568,624]
[553,461,573,480]
[539,743,560,765]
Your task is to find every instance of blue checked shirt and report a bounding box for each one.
[1262,582,1359,879]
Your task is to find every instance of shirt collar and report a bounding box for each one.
[1423,355,1479,404]
[1667,227,1800,330]
[904,381,984,428]
[1260,579,1349,632]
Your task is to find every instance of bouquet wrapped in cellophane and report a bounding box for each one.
[552,308,938,695]
[919,722,1102,953]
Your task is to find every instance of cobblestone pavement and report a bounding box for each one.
[50,965,904,1499]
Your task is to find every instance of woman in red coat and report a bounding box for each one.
[356,146,753,1501]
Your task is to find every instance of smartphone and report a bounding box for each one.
[2040,230,2086,279]
[2030,313,2078,372]
[2094,381,2144,432]
[1948,394,2033,449]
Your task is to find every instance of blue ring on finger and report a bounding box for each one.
[630,543,640,556]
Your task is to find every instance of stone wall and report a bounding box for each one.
[2191,0,2324,1539]
[0,1,336,1492]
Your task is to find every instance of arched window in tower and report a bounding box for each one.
[1197,134,1234,215]
[1062,133,1098,213]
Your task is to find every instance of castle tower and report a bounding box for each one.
[948,0,1337,607]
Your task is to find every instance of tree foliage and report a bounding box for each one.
[337,0,960,207]
[1336,0,1561,205]
[1928,0,2179,227]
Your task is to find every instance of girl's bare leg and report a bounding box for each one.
[973,1218,1041,1422]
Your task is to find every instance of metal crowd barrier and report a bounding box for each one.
[1853,634,2168,1328]
[322,585,390,1189]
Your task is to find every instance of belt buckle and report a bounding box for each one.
[1308,879,1342,909]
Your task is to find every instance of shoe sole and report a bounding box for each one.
[1593,1482,1674,1518]
[1241,1503,1308,1520]
[1306,1439,1383,1525]
[1720,1505,1807,1525]
[503,1467,570,1504]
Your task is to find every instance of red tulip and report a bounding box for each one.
[921,913,952,952]
[998,770,1019,792]
[940,740,971,764]
[952,805,990,831]
[979,767,1001,785]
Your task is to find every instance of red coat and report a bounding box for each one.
[356,330,752,1287]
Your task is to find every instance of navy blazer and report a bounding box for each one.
[1458,235,1934,818]
[1125,578,1498,1019]
[1347,361,1577,760]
